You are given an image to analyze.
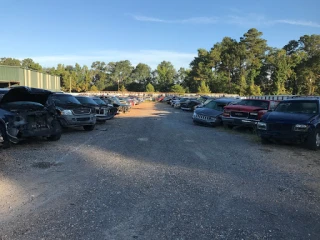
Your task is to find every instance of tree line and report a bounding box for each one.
[1,28,319,95]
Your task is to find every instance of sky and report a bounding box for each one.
[1,0,320,70]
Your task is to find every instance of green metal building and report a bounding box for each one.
[0,65,60,91]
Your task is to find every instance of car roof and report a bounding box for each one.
[215,98,238,103]
[282,97,320,101]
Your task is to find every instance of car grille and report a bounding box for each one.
[268,123,293,132]
[72,108,91,115]
[231,111,249,118]
[194,114,212,120]
[76,117,90,122]
[95,108,106,115]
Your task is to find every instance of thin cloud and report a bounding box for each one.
[274,19,320,28]
[20,50,196,69]
[226,13,320,28]
[132,15,218,24]
[133,13,320,28]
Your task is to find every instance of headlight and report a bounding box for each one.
[293,124,309,132]
[250,112,258,116]
[61,110,73,115]
[257,122,267,130]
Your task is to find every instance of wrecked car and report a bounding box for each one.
[92,97,118,121]
[0,87,62,148]
[48,93,96,131]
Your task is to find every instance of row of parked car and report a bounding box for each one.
[159,95,320,150]
[0,87,142,148]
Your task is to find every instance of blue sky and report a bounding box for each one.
[1,0,319,69]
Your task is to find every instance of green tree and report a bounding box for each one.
[145,83,155,92]
[156,61,176,92]
[0,57,21,66]
[197,81,211,93]
[240,28,268,94]
[171,84,185,93]
[21,58,43,72]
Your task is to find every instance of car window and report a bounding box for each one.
[275,101,318,114]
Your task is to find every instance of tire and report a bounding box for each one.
[47,120,62,141]
[193,120,198,125]
[83,125,95,131]
[0,123,10,148]
[261,137,271,144]
[305,129,320,150]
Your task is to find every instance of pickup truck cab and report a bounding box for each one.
[222,99,279,128]
[257,97,320,150]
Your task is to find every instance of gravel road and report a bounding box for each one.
[0,102,320,240]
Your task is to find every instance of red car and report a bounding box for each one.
[221,99,279,128]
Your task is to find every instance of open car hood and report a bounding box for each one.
[0,87,52,106]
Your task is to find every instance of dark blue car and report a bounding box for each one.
[192,98,238,126]
[257,97,320,150]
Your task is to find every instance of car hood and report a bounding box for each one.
[194,107,222,117]
[224,105,266,111]
[262,112,317,124]
[0,87,52,105]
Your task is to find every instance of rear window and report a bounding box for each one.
[275,101,318,114]
[237,100,270,109]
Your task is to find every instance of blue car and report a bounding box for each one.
[257,97,320,150]
[192,98,238,126]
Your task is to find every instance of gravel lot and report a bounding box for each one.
[0,102,320,240]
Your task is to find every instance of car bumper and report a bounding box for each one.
[59,115,96,127]
[221,117,258,127]
[181,107,192,111]
[193,118,220,126]
[258,130,309,141]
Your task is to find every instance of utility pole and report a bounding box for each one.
[69,76,71,93]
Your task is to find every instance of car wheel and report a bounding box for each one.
[47,120,62,141]
[0,123,10,148]
[306,129,320,150]
[83,125,95,131]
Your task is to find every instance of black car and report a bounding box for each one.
[257,97,320,150]
[102,96,129,113]
[180,96,210,111]
[0,87,61,148]
[92,97,118,121]
[48,93,96,131]
[0,88,9,101]
[193,98,238,126]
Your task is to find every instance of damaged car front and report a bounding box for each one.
[92,97,118,121]
[0,87,62,148]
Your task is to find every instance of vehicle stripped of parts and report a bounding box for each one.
[92,97,118,121]
[0,87,61,147]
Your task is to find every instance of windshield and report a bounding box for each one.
[76,97,98,105]
[111,97,121,105]
[51,95,81,105]
[93,98,106,105]
[237,100,269,109]
[204,100,227,111]
[275,101,318,114]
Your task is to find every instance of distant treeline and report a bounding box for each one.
[1,28,319,95]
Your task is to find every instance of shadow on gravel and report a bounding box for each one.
[0,102,320,239]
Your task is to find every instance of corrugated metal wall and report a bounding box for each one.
[0,65,60,91]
